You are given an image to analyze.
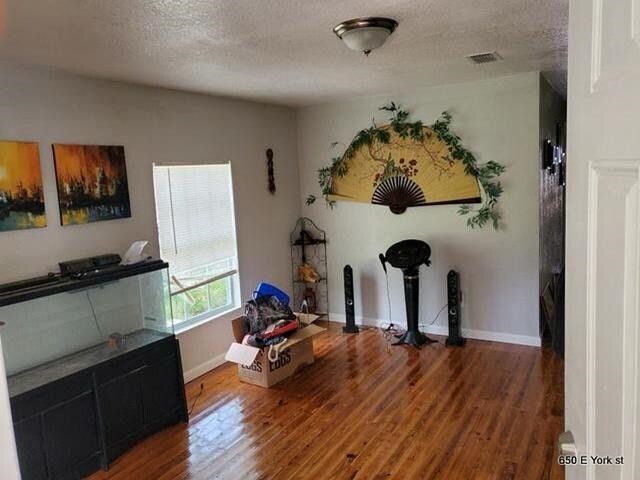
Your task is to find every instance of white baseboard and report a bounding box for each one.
[329,313,541,347]
[183,313,540,384]
[183,353,227,383]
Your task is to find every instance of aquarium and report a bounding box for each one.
[0,263,174,397]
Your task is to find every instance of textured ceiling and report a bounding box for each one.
[0,0,568,106]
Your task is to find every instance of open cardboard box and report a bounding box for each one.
[224,313,325,388]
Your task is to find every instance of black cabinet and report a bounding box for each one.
[11,336,188,480]
[12,379,101,480]
[44,391,101,479]
[142,354,181,423]
[98,368,146,450]
[14,417,47,480]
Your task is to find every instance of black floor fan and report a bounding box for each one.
[379,239,436,348]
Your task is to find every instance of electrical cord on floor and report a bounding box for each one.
[419,266,425,326]
[421,303,449,330]
[379,266,447,347]
[419,303,449,348]
[416,268,447,329]
[383,268,396,330]
[379,268,405,347]
[188,383,204,416]
[382,323,404,343]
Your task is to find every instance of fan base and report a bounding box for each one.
[392,330,436,349]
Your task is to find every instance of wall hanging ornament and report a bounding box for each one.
[306,103,506,229]
[266,148,276,194]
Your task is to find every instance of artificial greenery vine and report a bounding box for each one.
[306,103,506,230]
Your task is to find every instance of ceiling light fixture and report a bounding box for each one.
[333,17,398,56]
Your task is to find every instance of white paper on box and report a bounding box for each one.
[288,323,325,341]
[295,313,320,325]
[225,342,260,366]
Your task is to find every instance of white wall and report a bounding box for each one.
[298,72,541,344]
[0,62,301,378]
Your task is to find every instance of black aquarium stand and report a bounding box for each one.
[10,334,188,480]
[0,261,188,480]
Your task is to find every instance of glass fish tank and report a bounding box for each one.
[0,261,174,397]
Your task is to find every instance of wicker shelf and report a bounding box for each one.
[290,218,329,315]
[293,277,327,284]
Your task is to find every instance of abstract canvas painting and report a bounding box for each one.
[52,144,131,226]
[0,141,46,232]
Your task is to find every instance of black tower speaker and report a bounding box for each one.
[446,270,466,346]
[343,265,359,333]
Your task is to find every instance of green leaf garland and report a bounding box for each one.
[307,103,506,230]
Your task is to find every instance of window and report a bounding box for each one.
[153,163,240,331]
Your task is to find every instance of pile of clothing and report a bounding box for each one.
[242,283,299,362]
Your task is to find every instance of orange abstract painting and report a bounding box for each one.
[52,144,131,226]
[0,141,46,231]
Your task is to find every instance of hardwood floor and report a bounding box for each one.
[88,322,564,480]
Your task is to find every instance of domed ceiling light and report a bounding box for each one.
[333,17,398,56]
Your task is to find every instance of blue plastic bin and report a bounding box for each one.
[254,282,290,306]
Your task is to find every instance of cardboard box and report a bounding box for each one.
[224,315,324,388]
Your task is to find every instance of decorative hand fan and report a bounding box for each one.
[372,176,426,214]
[308,105,506,229]
[328,125,481,214]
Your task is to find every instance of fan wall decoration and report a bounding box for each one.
[306,103,506,229]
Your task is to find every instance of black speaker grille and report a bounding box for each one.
[446,270,465,346]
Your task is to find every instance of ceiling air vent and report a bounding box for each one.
[465,51,502,64]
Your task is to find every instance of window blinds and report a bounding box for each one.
[153,164,238,281]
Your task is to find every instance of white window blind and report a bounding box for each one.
[153,163,238,288]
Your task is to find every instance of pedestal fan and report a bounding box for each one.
[379,239,436,348]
